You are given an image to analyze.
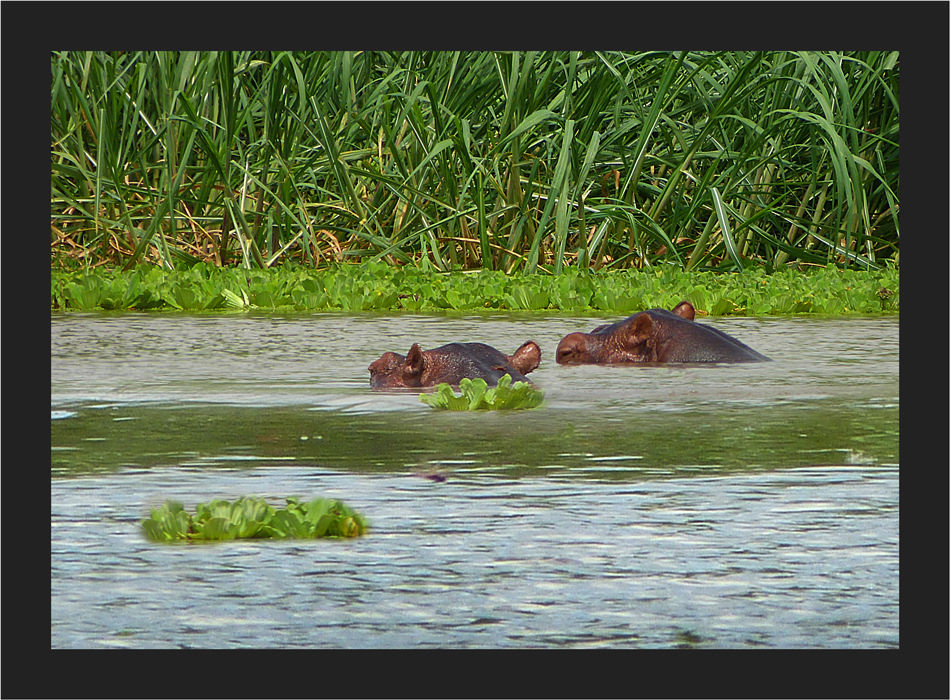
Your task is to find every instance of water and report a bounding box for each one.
[51,312,899,648]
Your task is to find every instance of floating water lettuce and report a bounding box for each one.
[419,374,545,411]
[142,496,368,542]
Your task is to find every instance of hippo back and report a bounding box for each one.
[655,314,769,362]
[556,306,769,364]
[369,341,539,388]
[423,342,532,385]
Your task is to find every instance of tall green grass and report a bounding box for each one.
[51,51,899,274]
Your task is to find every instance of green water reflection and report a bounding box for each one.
[51,399,898,479]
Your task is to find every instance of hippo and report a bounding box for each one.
[556,301,769,365]
[369,340,542,389]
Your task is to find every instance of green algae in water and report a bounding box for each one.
[142,496,368,542]
[419,374,545,411]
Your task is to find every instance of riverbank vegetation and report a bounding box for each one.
[51,262,898,315]
[52,51,898,276]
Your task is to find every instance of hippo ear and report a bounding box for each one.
[510,341,541,374]
[672,300,696,321]
[623,313,655,350]
[403,343,426,381]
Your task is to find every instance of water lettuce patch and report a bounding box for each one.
[142,496,367,542]
[419,374,545,411]
[51,263,899,315]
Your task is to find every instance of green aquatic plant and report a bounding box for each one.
[52,51,898,274]
[142,496,368,542]
[51,263,898,314]
[419,374,545,411]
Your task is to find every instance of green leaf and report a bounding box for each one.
[142,519,167,541]
[421,375,544,411]
[221,288,247,309]
[197,516,237,540]
[459,377,489,409]
[420,383,471,410]
[142,500,192,540]
[710,187,744,271]
[141,496,365,541]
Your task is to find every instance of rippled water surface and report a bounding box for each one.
[51,312,899,648]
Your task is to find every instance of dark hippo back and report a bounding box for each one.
[369,340,541,388]
[424,342,533,385]
[655,314,769,362]
[556,302,769,365]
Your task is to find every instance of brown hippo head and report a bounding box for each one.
[556,301,767,365]
[370,341,542,389]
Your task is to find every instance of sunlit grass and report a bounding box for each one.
[51,51,899,274]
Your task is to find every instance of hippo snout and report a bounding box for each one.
[555,333,589,365]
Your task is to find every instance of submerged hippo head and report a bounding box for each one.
[556,300,768,365]
[369,340,542,389]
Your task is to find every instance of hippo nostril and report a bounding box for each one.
[555,333,587,364]
[557,351,576,364]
